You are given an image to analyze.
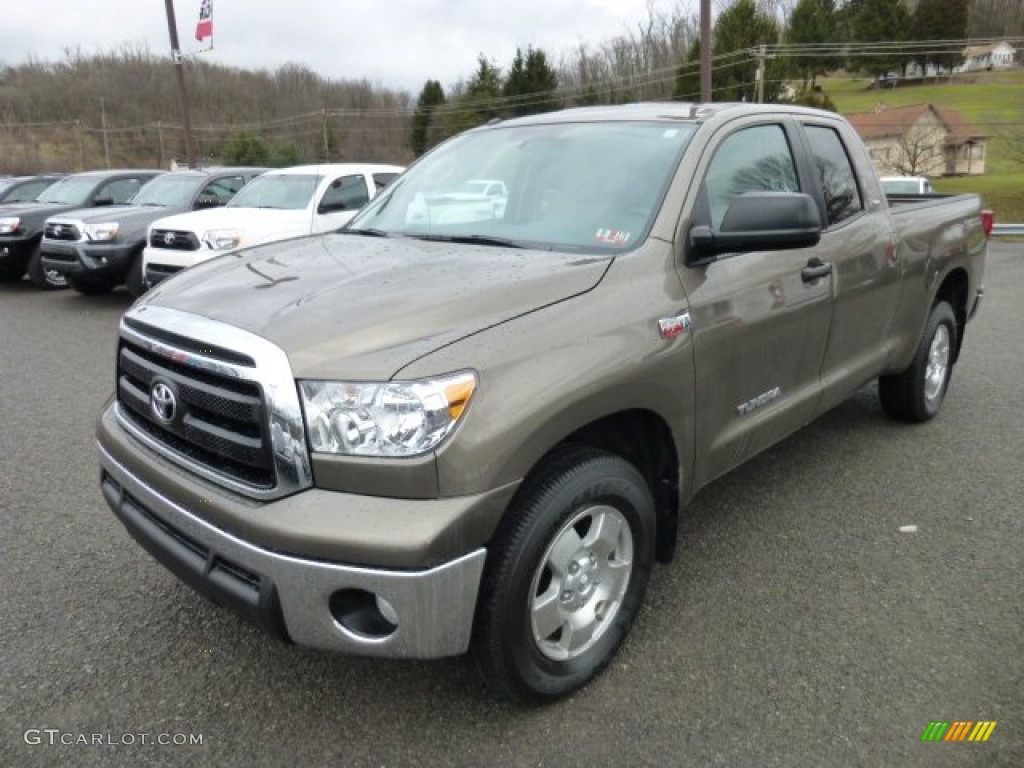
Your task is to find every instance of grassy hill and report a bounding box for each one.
[822,70,1024,221]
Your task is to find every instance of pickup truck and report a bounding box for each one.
[0,169,163,288]
[0,174,65,204]
[40,168,266,297]
[96,103,986,703]
[141,163,403,287]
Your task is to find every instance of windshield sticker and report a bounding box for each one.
[595,229,631,246]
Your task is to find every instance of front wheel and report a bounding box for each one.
[471,447,656,702]
[879,300,957,422]
[26,246,67,289]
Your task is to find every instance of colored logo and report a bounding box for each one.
[921,721,997,742]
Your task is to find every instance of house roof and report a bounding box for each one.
[963,42,1016,58]
[846,103,985,144]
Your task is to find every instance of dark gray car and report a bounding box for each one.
[0,169,163,288]
[0,174,65,204]
[41,168,266,296]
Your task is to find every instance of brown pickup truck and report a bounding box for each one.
[97,103,986,702]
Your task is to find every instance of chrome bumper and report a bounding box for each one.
[98,443,486,659]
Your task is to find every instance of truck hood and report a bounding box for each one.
[142,232,612,380]
[53,204,181,228]
[0,201,71,218]
[152,207,313,245]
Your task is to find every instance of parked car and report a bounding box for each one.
[0,174,65,204]
[0,169,163,288]
[97,103,986,702]
[141,164,403,287]
[40,167,266,297]
[880,175,935,195]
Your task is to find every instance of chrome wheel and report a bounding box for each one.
[923,324,950,405]
[530,504,633,661]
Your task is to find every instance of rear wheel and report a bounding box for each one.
[471,446,656,702]
[26,245,67,289]
[879,300,957,422]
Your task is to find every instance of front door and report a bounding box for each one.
[679,121,834,488]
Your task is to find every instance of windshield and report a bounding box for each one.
[36,177,98,205]
[131,175,204,207]
[349,121,696,253]
[227,173,320,210]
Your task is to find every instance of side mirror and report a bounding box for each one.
[687,192,822,264]
[93,196,115,207]
[194,196,223,210]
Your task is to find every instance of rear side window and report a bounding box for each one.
[704,125,799,230]
[803,125,863,227]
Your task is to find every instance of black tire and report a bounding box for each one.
[471,446,656,703]
[25,245,68,289]
[67,274,115,296]
[125,251,147,298]
[0,260,25,282]
[879,300,957,423]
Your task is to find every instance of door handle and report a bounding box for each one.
[801,257,832,282]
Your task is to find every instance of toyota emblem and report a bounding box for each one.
[163,232,177,245]
[149,381,177,423]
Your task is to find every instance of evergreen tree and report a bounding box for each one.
[503,47,559,116]
[850,0,912,78]
[787,0,842,88]
[447,55,503,135]
[673,39,702,101]
[714,0,785,102]
[410,80,446,157]
[913,0,969,75]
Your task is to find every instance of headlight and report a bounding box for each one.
[203,229,243,250]
[0,217,20,235]
[298,371,477,457]
[84,222,119,241]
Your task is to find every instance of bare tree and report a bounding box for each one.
[891,126,947,176]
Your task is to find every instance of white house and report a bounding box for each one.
[957,42,1016,72]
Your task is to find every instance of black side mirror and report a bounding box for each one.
[317,200,349,214]
[687,192,822,263]
[194,196,223,210]
[93,196,115,207]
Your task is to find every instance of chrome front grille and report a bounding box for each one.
[44,221,81,241]
[114,305,313,500]
[150,229,200,251]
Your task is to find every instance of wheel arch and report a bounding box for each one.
[933,267,968,363]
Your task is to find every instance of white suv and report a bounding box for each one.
[143,163,402,286]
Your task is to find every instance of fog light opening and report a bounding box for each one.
[329,588,398,639]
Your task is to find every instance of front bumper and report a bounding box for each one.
[99,442,487,658]
[40,240,137,278]
[95,401,512,658]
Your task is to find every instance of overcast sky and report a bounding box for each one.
[2,0,692,94]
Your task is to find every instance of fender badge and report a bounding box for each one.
[658,313,692,340]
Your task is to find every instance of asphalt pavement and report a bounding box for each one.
[1,243,1021,767]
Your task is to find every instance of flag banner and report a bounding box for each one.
[196,0,213,43]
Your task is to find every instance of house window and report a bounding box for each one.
[970,144,984,160]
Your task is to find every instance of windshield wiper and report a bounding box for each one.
[410,233,524,249]
[344,227,392,238]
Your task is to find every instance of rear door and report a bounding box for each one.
[794,119,899,411]
[679,119,835,488]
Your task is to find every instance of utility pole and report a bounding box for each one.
[163,0,197,168]
[700,0,712,102]
[100,98,111,169]
[754,44,776,104]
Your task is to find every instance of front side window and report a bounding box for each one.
[704,124,799,230]
[320,175,369,211]
[100,177,145,204]
[804,125,863,227]
[200,175,248,205]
